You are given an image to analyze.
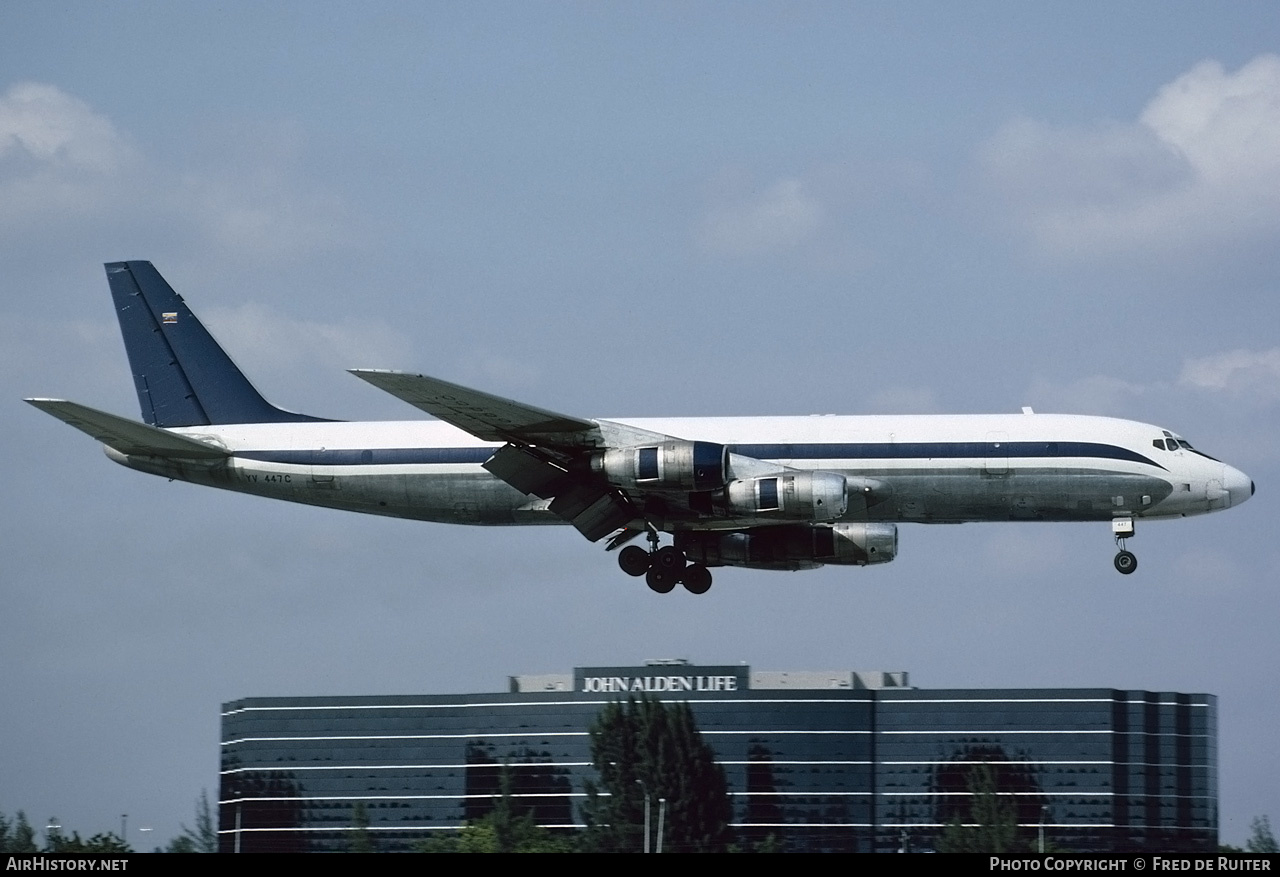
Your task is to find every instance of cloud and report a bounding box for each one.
[0,82,136,225]
[1179,348,1280,404]
[980,54,1280,259]
[0,81,347,262]
[1024,373,1149,416]
[1027,348,1280,416]
[0,82,132,172]
[456,349,543,393]
[180,168,348,258]
[202,303,411,377]
[697,177,823,257]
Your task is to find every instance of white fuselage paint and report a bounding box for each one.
[105,412,1252,531]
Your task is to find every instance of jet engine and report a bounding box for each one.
[676,522,897,570]
[594,440,728,491]
[723,472,848,522]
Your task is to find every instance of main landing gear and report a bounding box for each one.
[616,531,714,595]
[1112,517,1137,575]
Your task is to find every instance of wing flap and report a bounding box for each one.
[482,444,572,499]
[25,399,230,460]
[548,484,636,541]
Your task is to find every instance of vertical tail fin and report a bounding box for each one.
[106,261,330,426]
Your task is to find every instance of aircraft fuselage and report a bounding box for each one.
[30,261,1254,592]
[109,412,1249,528]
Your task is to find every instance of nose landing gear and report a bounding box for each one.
[612,529,714,594]
[1112,517,1137,575]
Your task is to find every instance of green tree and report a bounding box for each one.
[936,763,1024,854]
[174,790,218,853]
[65,833,131,853]
[163,835,200,853]
[8,812,38,853]
[46,829,130,854]
[1247,815,1278,853]
[582,695,732,853]
[348,801,375,853]
[416,766,575,853]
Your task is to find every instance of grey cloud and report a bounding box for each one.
[1179,348,1280,404]
[980,54,1280,260]
[0,81,348,265]
[0,82,132,172]
[697,177,823,257]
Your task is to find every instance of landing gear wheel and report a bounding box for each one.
[682,564,713,595]
[618,545,651,577]
[652,545,687,575]
[646,567,678,593]
[1114,550,1137,575]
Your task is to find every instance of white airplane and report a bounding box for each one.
[27,262,1254,594]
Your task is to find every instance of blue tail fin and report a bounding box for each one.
[106,261,330,427]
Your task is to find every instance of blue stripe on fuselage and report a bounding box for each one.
[731,441,1163,469]
[233,441,1164,470]
[236,448,495,466]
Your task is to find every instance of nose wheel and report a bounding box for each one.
[1112,517,1137,575]
[1114,549,1137,574]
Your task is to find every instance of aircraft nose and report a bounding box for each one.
[1223,464,1253,508]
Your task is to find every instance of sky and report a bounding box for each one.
[2,1,1278,849]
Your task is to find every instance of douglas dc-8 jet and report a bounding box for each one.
[27,262,1254,594]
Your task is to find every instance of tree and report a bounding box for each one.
[582,695,732,853]
[48,832,130,854]
[0,813,129,854]
[348,802,375,853]
[417,765,575,853]
[8,811,38,853]
[415,766,575,853]
[175,790,218,853]
[163,835,200,853]
[936,763,1023,854]
[1247,815,1278,853]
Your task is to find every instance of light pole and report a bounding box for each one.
[46,817,61,850]
[636,779,650,853]
[656,797,666,853]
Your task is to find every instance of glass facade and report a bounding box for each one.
[219,665,1215,853]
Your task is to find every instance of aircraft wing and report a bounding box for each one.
[350,370,695,540]
[347,370,847,544]
[349,369,605,447]
[25,398,230,460]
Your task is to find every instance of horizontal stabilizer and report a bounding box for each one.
[25,399,230,460]
[350,369,601,446]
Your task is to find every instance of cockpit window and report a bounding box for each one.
[1153,431,1181,451]
[1152,433,1215,458]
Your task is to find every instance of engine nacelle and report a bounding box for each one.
[594,440,728,491]
[677,522,898,570]
[724,471,848,522]
[820,522,897,565]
